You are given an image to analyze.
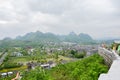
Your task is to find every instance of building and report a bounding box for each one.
[11,52,23,57]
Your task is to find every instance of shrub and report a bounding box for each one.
[3,62,22,69]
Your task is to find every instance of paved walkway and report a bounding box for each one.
[99,59,120,80]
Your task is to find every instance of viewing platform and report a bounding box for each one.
[98,47,120,80]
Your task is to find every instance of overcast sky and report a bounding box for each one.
[0,0,120,39]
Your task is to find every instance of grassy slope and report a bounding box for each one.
[48,54,108,80]
[1,54,108,80]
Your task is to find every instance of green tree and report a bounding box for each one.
[22,67,52,80]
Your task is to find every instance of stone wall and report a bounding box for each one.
[98,47,120,80]
[98,47,117,66]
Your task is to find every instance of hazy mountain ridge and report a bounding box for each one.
[0,31,95,47]
[15,31,94,43]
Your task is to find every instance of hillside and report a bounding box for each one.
[0,31,96,48]
[20,54,108,80]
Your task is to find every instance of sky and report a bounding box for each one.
[0,0,120,39]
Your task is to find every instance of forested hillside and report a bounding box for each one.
[0,31,96,48]
[21,54,108,80]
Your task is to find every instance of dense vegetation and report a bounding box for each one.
[20,54,108,80]
[0,54,22,70]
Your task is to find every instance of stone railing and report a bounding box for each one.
[98,47,120,80]
[98,47,119,66]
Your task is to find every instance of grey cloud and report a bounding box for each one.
[0,0,120,39]
[26,0,74,15]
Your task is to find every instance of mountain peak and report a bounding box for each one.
[69,32,77,36]
[35,31,43,34]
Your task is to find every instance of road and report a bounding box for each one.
[0,52,8,65]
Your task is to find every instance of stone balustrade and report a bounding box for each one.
[98,47,120,80]
[98,47,118,66]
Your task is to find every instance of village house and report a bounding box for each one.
[11,52,23,57]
